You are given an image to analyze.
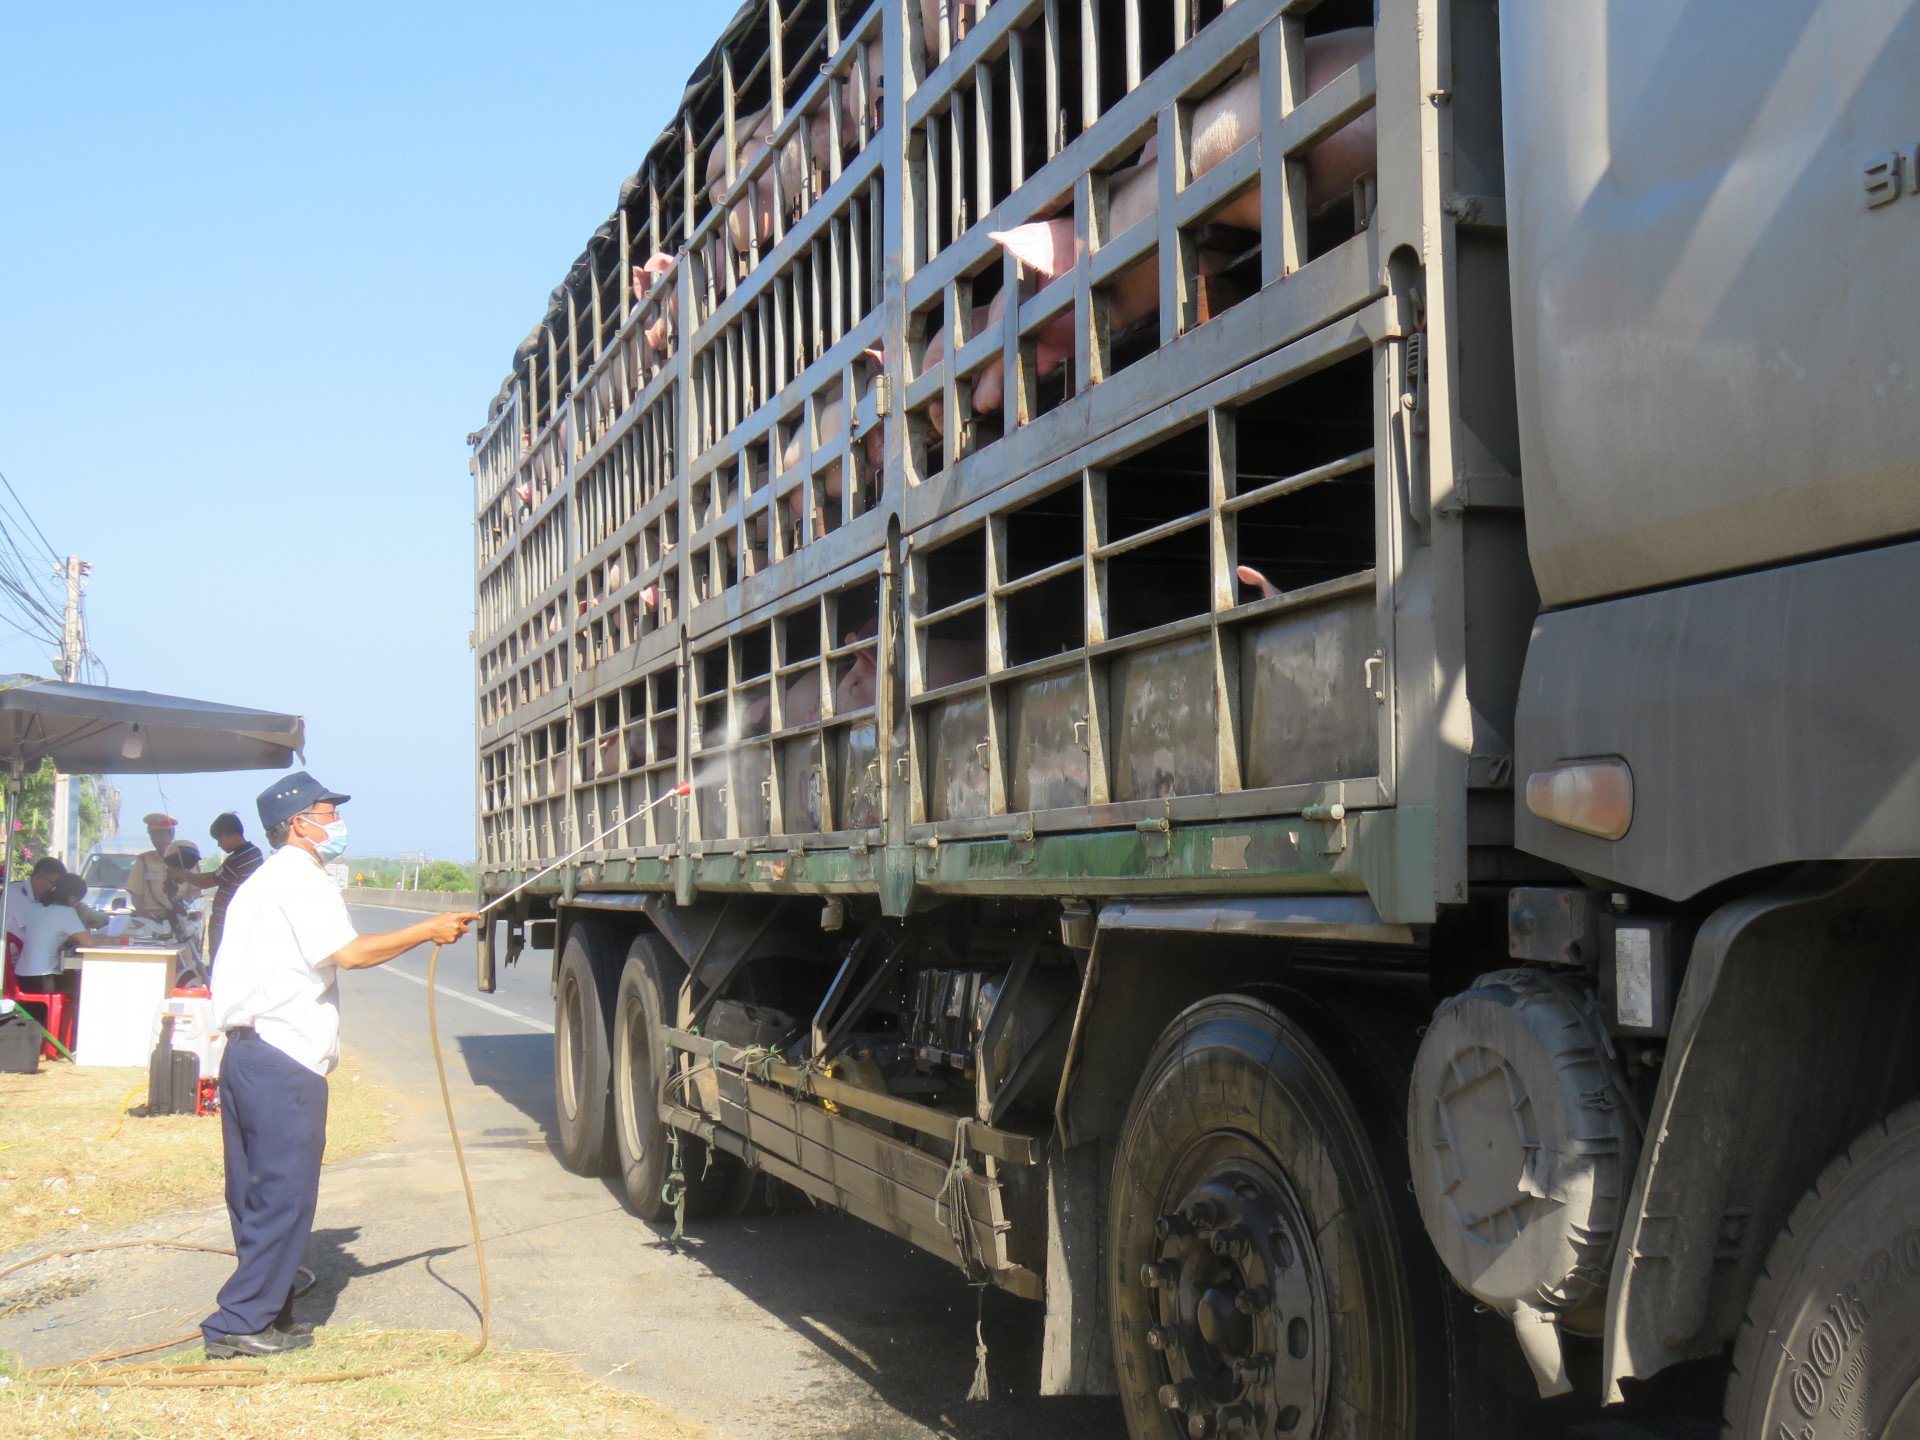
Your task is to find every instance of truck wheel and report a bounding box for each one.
[1724,1100,1920,1438]
[1110,995,1450,1440]
[611,933,740,1223]
[552,924,618,1176]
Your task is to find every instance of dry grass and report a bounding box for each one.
[0,1058,395,1254]
[0,1327,701,1439]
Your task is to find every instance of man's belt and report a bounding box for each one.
[226,1025,259,1042]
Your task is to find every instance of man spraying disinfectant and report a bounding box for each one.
[203,771,477,1358]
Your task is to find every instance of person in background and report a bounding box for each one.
[6,856,68,963]
[8,856,63,916]
[204,771,476,1358]
[178,812,264,966]
[125,812,181,921]
[13,874,108,997]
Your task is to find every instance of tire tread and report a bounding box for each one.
[1724,1098,1920,1436]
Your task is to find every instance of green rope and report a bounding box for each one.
[1,999,73,1063]
[662,1129,687,1242]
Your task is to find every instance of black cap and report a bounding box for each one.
[257,770,351,833]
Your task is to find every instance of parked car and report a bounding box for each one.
[79,834,149,916]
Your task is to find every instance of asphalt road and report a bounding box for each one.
[331,903,1127,1440]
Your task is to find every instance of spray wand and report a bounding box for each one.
[420,778,692,1358]
[471,780,692,919]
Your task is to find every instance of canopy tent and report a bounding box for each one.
[0,675,304,775]
[0,676,306,970]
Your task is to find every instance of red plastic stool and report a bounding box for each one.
[2,933,75,1060]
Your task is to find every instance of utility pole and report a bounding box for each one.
[51,557,89,868]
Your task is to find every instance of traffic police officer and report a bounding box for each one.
[125,811,180,920]
[203,771,477,1357]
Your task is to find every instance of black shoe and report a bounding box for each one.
[203,1328,314,1358]
[281,1321,314,1337]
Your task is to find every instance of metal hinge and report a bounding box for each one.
[1009,814,1036,866]
[1136,816,1172,860]
[1302,804,1348,856]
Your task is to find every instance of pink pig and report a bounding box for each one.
[632,253,677,354]
[778,352,887,521]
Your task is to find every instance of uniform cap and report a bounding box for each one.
[142,812,178,828]
[256,771,351,833]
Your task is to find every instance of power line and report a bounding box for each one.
[0,467,62,566]
[0,468,68,654]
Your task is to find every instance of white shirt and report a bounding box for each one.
[4,879,33,942]
[210,845,358,1076]
[16,902,85,977]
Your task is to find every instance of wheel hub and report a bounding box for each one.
[1197,1285,1252,1357]
[1144,1151,1328,1439]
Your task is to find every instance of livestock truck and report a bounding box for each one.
[468,0,1920,1433]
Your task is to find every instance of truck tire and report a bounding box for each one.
[1110,993,1534,1440]
[611,933,740,1223]
[1724,1100,1920,1438]
[553,924,618,1177]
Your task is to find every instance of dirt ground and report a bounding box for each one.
[0,1061,699,1440]
[0,1326,700,1440]
[0,1059,392,1255]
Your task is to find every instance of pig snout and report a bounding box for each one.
[834,645,877,713]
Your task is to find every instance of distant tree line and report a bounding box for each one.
[348,857,477,892]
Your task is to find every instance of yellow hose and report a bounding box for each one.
[0,1084,147,1154]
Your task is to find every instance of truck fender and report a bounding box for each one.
[1603,861,1920,1401]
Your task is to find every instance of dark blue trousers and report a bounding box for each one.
[203,1032,328,1339]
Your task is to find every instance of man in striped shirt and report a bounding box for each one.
[180,812,264,967]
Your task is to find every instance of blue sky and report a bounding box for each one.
[0,3,711,858]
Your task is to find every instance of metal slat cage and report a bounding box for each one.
[474,0,1515,925]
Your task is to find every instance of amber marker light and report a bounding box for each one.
[1524,757,1634,841]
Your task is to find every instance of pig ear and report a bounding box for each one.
[1235,565,1280,597]
[989,220,1074,279]
[862,346,886,366]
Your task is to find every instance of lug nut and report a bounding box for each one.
[1232,1285,1271,1315]
[1159,1379,1199,1412]
[1185,1196,1222,1229]
[1156,1211,1195,1240]
[1186,1412,1216,1440]
[1209,1224,1252,1260]
[1146,1323,1179,1351]
[1231,1352,1274,1386]
[1141,1258,1180,1288]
